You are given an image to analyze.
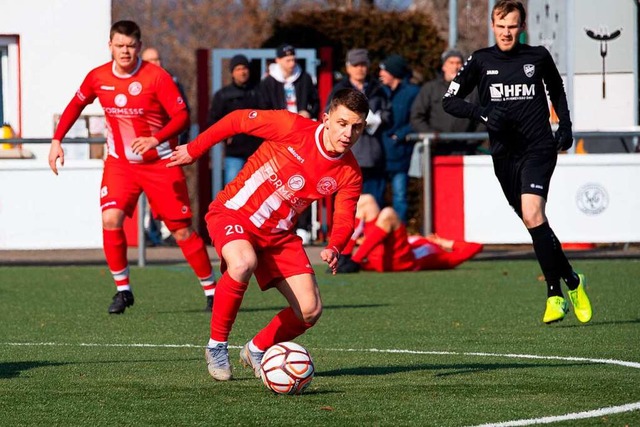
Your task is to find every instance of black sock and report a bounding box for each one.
[563,272,580,290]
[528,222,569,298]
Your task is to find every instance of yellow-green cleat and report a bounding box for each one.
[543,296,569,324]
[568,274,592,323]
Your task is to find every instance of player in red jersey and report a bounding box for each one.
[336,194,484,273]
[168,88,369,381]
[48,21,215,314]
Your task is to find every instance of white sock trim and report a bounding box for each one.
[248,339,263,352]
[207,339,227,348]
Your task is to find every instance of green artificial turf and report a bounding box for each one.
[0,259,638,426]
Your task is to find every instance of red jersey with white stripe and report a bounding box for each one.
[188,109,362,253]
[55,59,187,163]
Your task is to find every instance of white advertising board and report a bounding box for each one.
[463,154,640,244]
[0,159,103,249]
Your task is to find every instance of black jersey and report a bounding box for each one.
[442,44,571,156]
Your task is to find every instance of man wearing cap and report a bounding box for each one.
[208,54,262,185]
[410,49,482,155]
[258,43,320,244]
[328,48,391,208]
[378,54,420,224]
[257,44,319,119]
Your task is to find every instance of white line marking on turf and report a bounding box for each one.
[469,402,640,427]
[3,342,639,425]
[3,342,242,349]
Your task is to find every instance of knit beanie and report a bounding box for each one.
[380,54,409,78]
[229,54,250,72]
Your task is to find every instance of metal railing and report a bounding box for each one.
[407,130,640,236]
[4,131,639,264]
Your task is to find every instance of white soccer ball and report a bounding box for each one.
[259,341,314,395]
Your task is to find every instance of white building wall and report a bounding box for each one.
[527,0,638,131]
[0,0,111,159]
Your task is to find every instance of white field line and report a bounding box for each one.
[2,342,639,425]
[469,402,640,427]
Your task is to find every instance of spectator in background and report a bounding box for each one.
[411,49,482,155]
[208,54,262,185]
[378,54,420,223]
[141,47,190,144]
[328,48,390,208]
[257,43,319,119]
[258,43,320,244]
[336,194,484,273]
[140,47,183,248]
[49,21,216,314]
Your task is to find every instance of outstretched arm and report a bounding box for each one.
[169,109,298,168]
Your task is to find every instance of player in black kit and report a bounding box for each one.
[442,0,592,325]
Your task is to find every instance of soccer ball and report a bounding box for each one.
[259,341,314,395]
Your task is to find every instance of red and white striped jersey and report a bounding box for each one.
[189,109,362,252]
[55,59,187,163]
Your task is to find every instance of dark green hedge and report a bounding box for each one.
[263,8,445,83]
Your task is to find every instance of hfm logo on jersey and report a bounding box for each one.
[523,64,535,77]
[489,83,535,101]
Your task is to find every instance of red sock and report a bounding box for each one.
[252,307,313,351]
[210,272,248,342]
[177,232,215,295]
[102,228,130,290]
[352,225,388,263]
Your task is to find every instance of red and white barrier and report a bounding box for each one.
[433,154,640,244]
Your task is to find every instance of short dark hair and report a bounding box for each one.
[110,20,142,41]
[492,0,526,25]
[327,88,369,117]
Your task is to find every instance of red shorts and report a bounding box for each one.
[206,201,314,290]
[100,157,192,230]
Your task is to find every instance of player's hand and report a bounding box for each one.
[321,247,340,275]
[478,103,508,133]
[167,144,194,167]
[131,136,159,155]
[554,126,573,151]
[48,139,64,175]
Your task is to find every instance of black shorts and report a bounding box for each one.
[492,149,557,217]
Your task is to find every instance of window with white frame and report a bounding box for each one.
[0,36,20,134]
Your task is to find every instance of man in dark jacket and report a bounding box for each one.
[257,44,319,119]
[208,54,262,185]
[411,49,482,155]
[379,54,420,223]
[257,44,320,244]
[329,48,391,208]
